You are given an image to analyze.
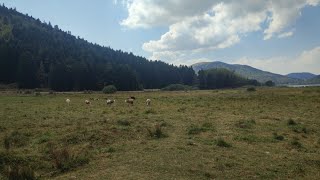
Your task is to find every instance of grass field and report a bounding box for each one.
[0,87,320,179]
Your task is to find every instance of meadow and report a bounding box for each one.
[0,87,320,179]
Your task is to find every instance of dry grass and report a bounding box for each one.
[0,87,320,179]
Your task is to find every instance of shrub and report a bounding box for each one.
[161,84,197,91]
[102,85,117,94]
[147,124,167,139]
[216,137,232,147]
[247,87,256,92]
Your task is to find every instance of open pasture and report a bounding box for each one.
[0,87,320,179]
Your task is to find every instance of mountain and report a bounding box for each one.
[0,5,195,91]
[192,61,301,84]
[286,73,317,80]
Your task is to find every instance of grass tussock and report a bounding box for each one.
[50,147,89,172]
[215,137,232,148]
[287,119,308,133]
[291,138,303,149]
[5,165,35,180]
[287,119,297,126]
[273,132,285,141]
[236,119,256,129]
[147,124,167,139]
[3,131,30,150]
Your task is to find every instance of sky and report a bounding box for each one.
[1,0,320,75]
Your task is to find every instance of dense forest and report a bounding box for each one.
[198,68,260,89]
[0,5,195,91]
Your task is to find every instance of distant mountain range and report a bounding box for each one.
[286,73,317,80]
[192,61,319,85]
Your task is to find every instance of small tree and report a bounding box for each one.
[102,85,117,94]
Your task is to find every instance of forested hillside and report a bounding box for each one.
[198,68,259,89]
[0,5,195,91]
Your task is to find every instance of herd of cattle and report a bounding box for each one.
[65,96,151,106]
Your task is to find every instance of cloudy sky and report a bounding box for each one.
[1,0,320,74]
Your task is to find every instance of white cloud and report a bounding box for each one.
[120,0,320,63]
[278,31,294,38]
[233,46,320,74]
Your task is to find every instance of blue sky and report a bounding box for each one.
[1,0,319,74]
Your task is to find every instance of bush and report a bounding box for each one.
[161,84,197,91]
[102,85,117,94]
[247,87,256,92]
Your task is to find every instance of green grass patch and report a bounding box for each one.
[187,123,215,135]
[235,119,256,129]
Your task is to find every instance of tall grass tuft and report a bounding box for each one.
[147,124,167,139]
[216,137,232,148]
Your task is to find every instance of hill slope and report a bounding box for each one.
[286,73,317,80]
[192,61,301,84]
[306,75,320,84]
[0,5,195,90]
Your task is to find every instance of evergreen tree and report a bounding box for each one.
[17,52,38,88]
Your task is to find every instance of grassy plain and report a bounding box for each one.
[0,87,320,179]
